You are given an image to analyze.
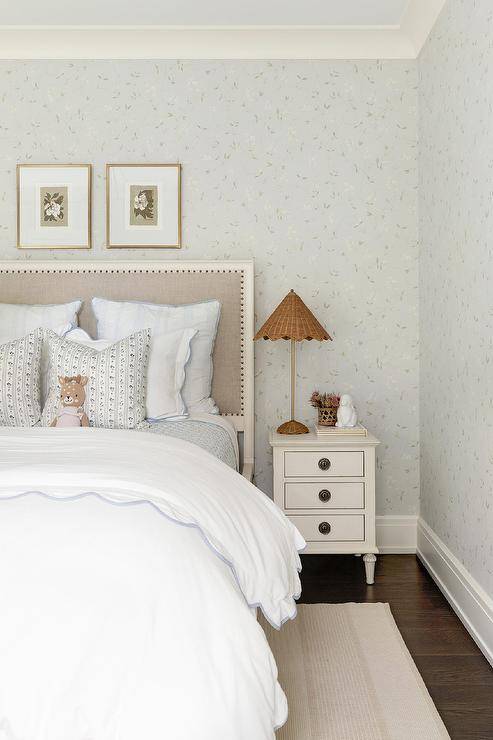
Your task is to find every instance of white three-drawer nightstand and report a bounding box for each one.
[270,429,380,584]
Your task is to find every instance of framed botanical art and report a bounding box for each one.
[17,164,91,249]
[106,164,181,249]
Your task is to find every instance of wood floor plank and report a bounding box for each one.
[428,683,493,708]
[397,625,481,656]
[391,611,460,629]
[437,710,493,740]
[413,655,493,686]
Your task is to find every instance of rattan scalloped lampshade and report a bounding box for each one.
[255,290,332,435]
[254,289,331,342]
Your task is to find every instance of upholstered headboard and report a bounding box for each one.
[0,260,254,476]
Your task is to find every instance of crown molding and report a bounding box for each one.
[0,4,447,61]
[0,26,416,60]
[400,0,447,55]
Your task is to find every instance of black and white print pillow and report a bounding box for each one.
[0,330,43,427]
[41,329,151,429]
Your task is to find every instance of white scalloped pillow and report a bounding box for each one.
[66,326,197,421]
[92,297,221,414]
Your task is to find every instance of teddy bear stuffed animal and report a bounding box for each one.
[51,375,90,428]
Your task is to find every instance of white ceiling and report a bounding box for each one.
[3,0,410,27]
[0,0,447,59]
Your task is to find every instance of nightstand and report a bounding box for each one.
[270,429,380,584]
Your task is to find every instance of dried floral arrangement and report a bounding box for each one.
[310,391,340,409]
[310,391,340,427]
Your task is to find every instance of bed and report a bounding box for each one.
[0,261,304,740]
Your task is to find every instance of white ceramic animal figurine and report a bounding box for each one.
[336,394,358,428]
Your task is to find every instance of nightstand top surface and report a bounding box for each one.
[269,428,380,447]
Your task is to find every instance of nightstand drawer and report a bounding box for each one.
[285,482,364,510]
[284,450,364,477]
[290,514,364,542]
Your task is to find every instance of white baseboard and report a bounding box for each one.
[417,518,493,667]
[376,515,417,554]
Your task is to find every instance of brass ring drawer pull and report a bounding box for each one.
[318,522,331,535]
[318,489,331,503]
[318,457,331,471]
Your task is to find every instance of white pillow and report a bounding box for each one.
[0,330,43,427]
[64,328,112,352]
[92,297,221,414]
[0,301,81,343]
[41,329,150,429]
[66,326,197,420]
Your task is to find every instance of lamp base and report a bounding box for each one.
[277,419,310,435]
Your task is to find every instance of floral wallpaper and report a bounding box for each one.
[0,60,419,510]
[420,0,493,592]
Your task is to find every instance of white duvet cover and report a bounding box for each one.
[0,428,304,740]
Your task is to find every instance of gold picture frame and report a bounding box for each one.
[106,163,182,249]
[17,164,92,250]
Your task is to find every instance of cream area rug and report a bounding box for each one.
[261,603,450,740]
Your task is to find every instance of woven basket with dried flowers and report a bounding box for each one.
[310,391,340,427]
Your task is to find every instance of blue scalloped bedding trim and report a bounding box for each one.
[1,489,304,631]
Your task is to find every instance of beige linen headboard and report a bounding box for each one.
[0,260,254,478]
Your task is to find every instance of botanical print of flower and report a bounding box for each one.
[129,185,158,227]
[40,186,68,228]
[134,189,153,220]
[44,193,64,221]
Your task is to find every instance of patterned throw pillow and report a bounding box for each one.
[41,329,151,429]
[0,330,43,427]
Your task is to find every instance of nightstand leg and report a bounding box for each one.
[363,554,377,585]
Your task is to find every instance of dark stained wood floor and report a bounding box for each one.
[298,554,493,740]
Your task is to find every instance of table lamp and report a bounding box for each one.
[255,289,332,434]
